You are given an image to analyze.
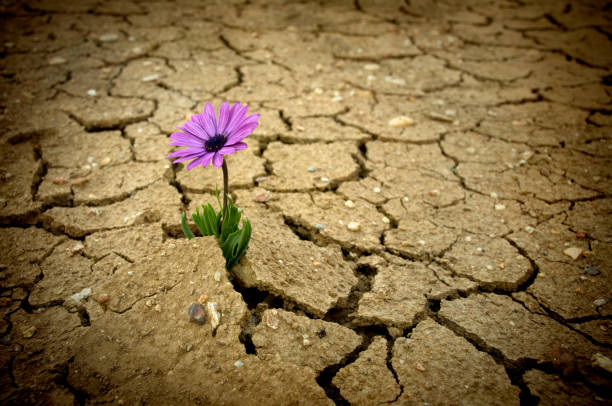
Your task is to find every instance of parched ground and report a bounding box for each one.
[1,0,611,404]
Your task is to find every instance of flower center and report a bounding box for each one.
[205,134,226,152]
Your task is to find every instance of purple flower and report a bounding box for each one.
[166,102,259,170]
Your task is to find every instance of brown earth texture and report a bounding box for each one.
[1,0,612,405]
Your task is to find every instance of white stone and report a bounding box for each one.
[563,247,583,260]
[99,33,119,42]
[388,116,415,128]
[347,222,361,231]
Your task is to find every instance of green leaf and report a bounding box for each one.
[181,212,195,239]
[221,219,252,270]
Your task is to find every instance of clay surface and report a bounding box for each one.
[1,0,611,404]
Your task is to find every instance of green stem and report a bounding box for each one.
[222,158,228,221]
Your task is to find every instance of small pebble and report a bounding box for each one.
[307,167,317,172]
[48,56,67,65]
[427,112,453,123]
[344,200,355,208]
[87,89,97,96]
[563,247,582,260]
[198,295,208,304]
[142,74,160,82]
[401,241,410,247]
[320,177,329,182]
[490,192,498,199]
[315,223,326,230]
[145,300,153,307]
[253,193,269,203]
[154,304,162,312]
[214,271,221,282]
[382,216,390,224]
[312,261,321,267]
[187,303,206,324]
[592,353,612,373]
[594,298,606,307]
[99,33,119,42]
[494,204,505,211]
[373,187,381,193]
[413,361,426,372]
[347,222,361,231]
[207,302,221,331]
[585,265,601,276]
[234,360,244,368]
[388,116,415,128]
[524,225,535,234]
[22,326,37,338]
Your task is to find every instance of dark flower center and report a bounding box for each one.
[205,134,226,152]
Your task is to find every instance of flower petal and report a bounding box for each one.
[199,152,214,168]
[217,102,231,134]
[186,152,214,170]
[212,152,224,168]
[221,142,247,154]
[224,104,249,135]
[169,138,205,148]
[172,152,204,164]
[166,147,206,158]
[203,103,217,136]
[182,120,208,140]
[225,123,258,145]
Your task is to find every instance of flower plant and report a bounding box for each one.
[166,102,259,270]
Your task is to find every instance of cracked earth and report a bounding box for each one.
[1,0,611,404]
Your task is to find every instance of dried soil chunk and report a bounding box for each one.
[384,219,457,260]
[41,129,130,168]
[443,235,533,291]
[343,55,461,94]
[68,162,170,205]
[0,227,65,265]
[124,122,172,162]
[69,238,331,405]
[62,96,155,131]
[0,142,43,224]
[233,209,357,317]
[10,307,82,393]
[85,223,165,261]
[280,117,371,144]
[262,142,360,191]
[571,319,612,346]
[365,141,455,180]
[439,293,608,363]
[478,102,589,146]
[0,227,65,287]
[252,309,362,372]
[29,240,96,307]
[41,181,181,237]
[509,219,609,319]
[177,139,265,192]
[392,319,520,406]
[356,260,437,328]
[565,199,612,243]
[332,336,400,405]
[527,29,612,68]
[321,32,420,59]
[457,160,597,203]
[524,370,598,406]
[163,58,239,98]
[270,192,388,252]
[36,167,72,205]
